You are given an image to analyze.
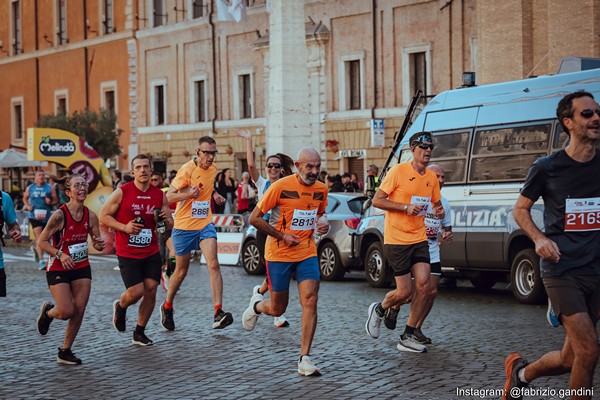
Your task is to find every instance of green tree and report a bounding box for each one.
[36,108,123,161]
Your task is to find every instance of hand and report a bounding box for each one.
[535,236,561,263]
[408,204,426,216]
[58,253,76,270]
[316,222,329,235]
[9,229,21,243]
[125,220,144,235]
[92,236,106,251]
[236,129,251,141]
[441,230,453,244]
[187,186,200,199]
[281,233,300,247]
[213,193,226,205]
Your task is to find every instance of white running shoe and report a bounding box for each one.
[252,285,262,296]
[298,355,321,376]
[365,302,383,339]
[242,292,263,331]
[274,315,289,328]
[397,333,428,353]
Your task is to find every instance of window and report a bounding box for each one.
[105,90,115,112]
[150,80,167,126]
[190,0,204,18]
[12,1,22,54]
[469,123,552,182]
[191,78,207,123]
[103,0,114,34]
[429,130,471,184]
[11,97,24,142]
[153,0,165,27]
[338,53,365,111]
[101,81,117,113]
[402,45,431,105]
[233,68,254,119]
[55,90,68,115]
[57,0,67,44]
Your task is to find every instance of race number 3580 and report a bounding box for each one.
[564,198,600,232]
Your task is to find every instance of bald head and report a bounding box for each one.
[427,164,446,188]
[295,148,321,186]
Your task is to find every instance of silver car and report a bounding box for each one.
[240,192,367,281]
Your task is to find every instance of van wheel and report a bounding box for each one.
[318,242,345,281]
[510,248,546,304]
[242,238,265,275]
[470,273,498,290]
[365,241,390,288]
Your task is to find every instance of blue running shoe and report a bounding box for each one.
[546,299,560,328]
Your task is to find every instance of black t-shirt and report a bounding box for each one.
[521,149,600,277]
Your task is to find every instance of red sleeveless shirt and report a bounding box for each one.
[114,181,163,259]
[48,205,91,272]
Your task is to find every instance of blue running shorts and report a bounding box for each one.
[266,256,320,292]
[172,224,217,256]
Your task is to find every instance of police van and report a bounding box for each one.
[355,67,600,304]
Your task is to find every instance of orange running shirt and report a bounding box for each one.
[171,159,218,231]
[257,174,328,262]
[379,162,441,245]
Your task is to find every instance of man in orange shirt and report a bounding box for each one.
[365,131,445,353]
[243,148,329,376]
[160,136,231,331]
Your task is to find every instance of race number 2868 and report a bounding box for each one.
[564,198,600,232]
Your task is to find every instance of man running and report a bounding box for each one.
[243,148,329,376]
[504,92,600,400]
[160,136,232,331]
[365,131,444,353]
[100,155,173,346]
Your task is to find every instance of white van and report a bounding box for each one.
[355,67,600,304]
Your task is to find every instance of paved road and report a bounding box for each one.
[1,246,596,399]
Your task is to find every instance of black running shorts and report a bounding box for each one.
[118,253,162,288]
[46,266,92,286]
[384,241,430,276]
[543,273,600,322]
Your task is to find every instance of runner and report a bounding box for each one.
[0,189,23,297]
[242,148,329,376]
[237,128,294,328]
[24,170,58,270]
[100,154,173,346]
[35,174,105,364]
[160,136,232,331]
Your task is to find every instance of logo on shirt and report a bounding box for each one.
[409,177,416,181]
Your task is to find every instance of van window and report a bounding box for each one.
[469,122,552,182]
[430,130,470,184]
[553,123,569,150]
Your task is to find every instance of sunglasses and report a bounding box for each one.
[71,182,89,189]
[266,163,282,169]
[579,109,600,119]
[198,150,218,156]
[414,143,434,150]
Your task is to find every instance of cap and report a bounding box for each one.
[410,131,433,147]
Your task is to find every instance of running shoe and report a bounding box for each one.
[252,285,262,296]
[36,301,54,335]
[274,315,290,328]
[242,292,264,331]
[502,352,528,400]
[384,307,399,330]
[132,331,154,346]
[413,328,432,345]
[57,348,82,365]
[38,259,46,271]
[546,299,560,328]
[160,302,175,331]
[112,299,126,332]
[160,270,170,292]
[397,333,428,353]
[212,309,234,329]
[298,355,321,376]
[365,302,383,339]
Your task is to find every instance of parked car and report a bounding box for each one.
[240,192,367,280]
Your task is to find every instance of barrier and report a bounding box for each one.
[201,214,245,265]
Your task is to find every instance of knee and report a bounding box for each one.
[428,286,438,300]
[206,261,221,273]
[301,292,319,310]
[127,286,145,302]
[54,306,75,320]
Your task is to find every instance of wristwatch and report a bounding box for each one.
[56,250,62,258]
[403,204,409,212]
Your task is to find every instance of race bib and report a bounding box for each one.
[425,217,441,238]
[34,209,47,220]
[67,242,89,263]
[128,229,152,247]
[565,197,600,232]
[191,201,210,219]
[290,209,317,230]
[410,196,431,216]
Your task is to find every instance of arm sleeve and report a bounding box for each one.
[519,159,546,202]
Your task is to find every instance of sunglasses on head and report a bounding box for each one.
[198,150,218,156]
[266,163,282,169]
[579,109,600,119]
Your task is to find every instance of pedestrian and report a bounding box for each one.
[503,91,600,400]
[341,172,356,192]
[150,172,166,188]
[215,168,237,214]
[237,171,255,214]
[243,148,329,376]
[237,128,293,328]
[365,164,380,196]
[318,170,327,183]
[326,174,344,192]
[0,189,23,297]
[35,174,105,364]
[100,155,173,346]
[24,170,58,270]
[49,174,69,206]
[160,136,232,331]
[350,172,364,192]
[112,170,122,189]
[150,171,176,289]
[364,131,444,353]
[383,164,453,345]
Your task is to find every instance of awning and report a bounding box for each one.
[0,149,48,168]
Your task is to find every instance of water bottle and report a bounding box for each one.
[313,214,328,242]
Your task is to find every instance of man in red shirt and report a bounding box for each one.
[100,155,173,346]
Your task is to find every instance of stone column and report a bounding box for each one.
[266,0,315,157]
